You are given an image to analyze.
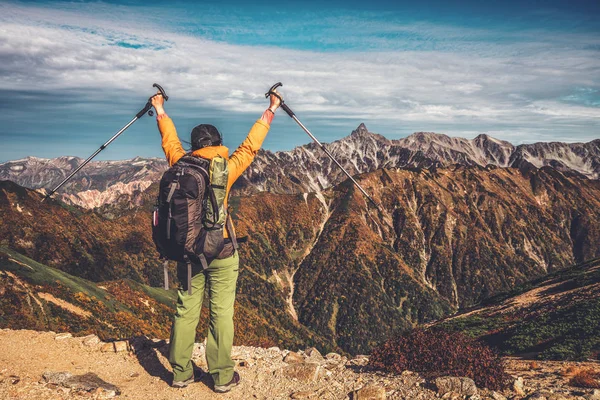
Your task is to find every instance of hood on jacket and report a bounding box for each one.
[191,145,229,160]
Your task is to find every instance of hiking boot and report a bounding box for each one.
[214,371,240,393]
[172,374,194,388]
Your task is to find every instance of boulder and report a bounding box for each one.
[100,343,114,353]
[491,391,507,400]
[113,341,129,353]
[54,333,72,340]
[526,392,570,400]
[434,376,478,396]
[100,340,130,353]
[513,377,526,396]
[82,334,101,347]
[350,385,386,400]
[282,363,321,383]
[305,347,323,361]
[284,351,305,364]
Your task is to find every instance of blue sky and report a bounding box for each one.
[0,0,599,162]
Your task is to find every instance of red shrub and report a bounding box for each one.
[368,329,510,390]
[569,369,600,388]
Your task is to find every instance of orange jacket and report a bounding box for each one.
[157,116,271,236]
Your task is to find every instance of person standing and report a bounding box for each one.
[150,89,282,393]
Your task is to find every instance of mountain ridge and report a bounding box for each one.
[2,126,599,208]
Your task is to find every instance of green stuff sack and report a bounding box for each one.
[197,155,229,261]
[206,155,228,226]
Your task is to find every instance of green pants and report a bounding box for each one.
[169,252,239,385]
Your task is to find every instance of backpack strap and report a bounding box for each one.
[198,254,209,270]
[186,255,209,295]
[165,180,180,240]
[187,261,192,295]
[163,260,169,290]
[166,181,179,203]
[225,214,239,251]
[205,185,220,227]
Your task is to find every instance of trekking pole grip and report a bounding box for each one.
[141,83,169,118]
[153,83,169,101]
[265,82,283,99]
[265,82,294,117]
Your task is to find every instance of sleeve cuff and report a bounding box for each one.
[256,117,270,129]
[260,109,274,125]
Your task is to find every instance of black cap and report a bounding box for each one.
[191,124,222,150]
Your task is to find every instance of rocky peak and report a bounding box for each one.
[405,131,443,142]
[350,123,370,137]
[344,124,389,147]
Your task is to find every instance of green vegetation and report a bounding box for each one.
[440,258,600,361]
[504,298,600,360]
[1,246,118,309]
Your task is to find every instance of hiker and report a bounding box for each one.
[150,89,282,392]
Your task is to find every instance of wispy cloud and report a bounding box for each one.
[0,1,598,161]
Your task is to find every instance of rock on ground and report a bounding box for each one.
[351,384,386,399]
[43,371,120,397]
[435,376,478,396]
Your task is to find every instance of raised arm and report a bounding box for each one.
[151,94,185,166]
[227,90,282,185]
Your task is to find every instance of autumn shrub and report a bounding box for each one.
[368,328,510,390]
[569,369,600,389]
[529,361,540,370]
[561,366,582,377]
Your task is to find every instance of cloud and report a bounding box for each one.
[0,0,598,155]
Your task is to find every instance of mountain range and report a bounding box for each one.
[1,125,599,208]
[2,161,600,354]
[1,124,599,355]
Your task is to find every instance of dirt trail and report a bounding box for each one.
[0,330,218,400]
[0,329,438,400]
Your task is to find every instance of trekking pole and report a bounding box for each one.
[266,82,381,211]
[42,83,169,201]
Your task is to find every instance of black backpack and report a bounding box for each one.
[152,155,236,294]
